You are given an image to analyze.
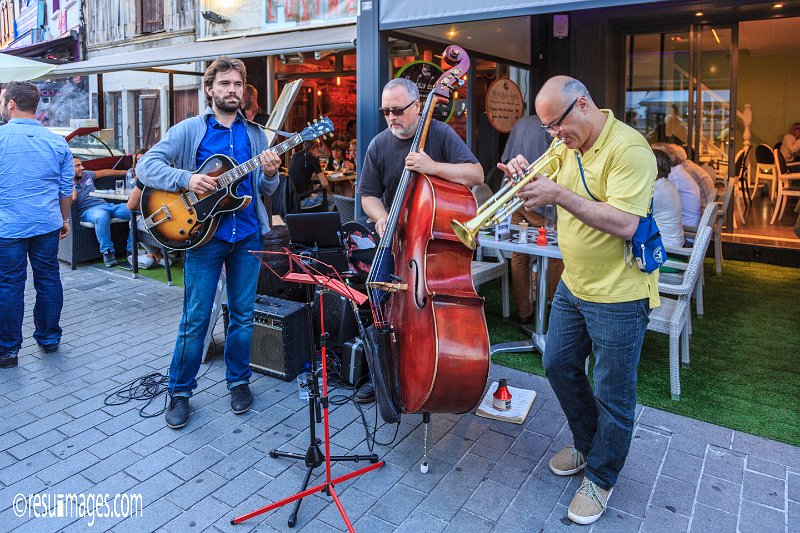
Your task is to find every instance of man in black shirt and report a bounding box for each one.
[359,77,482,237]
[356,77,483,402]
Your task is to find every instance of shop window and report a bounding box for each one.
[137,0,164,34]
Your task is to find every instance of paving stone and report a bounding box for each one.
[0,449,60,485]
[162,494,234,531]
[129,469,184,504]
[441,509,494,532]
[738,500,786,533]
[650,474,697,516]
[639,408,732,449]
[640,505,690,533]
[316,487,377,530]
[208,424,262,455]
[165,470,228,511]
[35,450,100,486]
[607,476,651,518]
[689,502,738,533]
[114,496,181,533]
[368,482,426,525]
[486,450,537,490]
[168,444,226,481]
[350,513,396,533]
[790,472,800,503]
[789,500,799,533]
[125,446,185,482]
[394,508,449,533]
[6,430,65,461]
[448,414,492,441]
[660,448,703,485]
[733,431,800,470]
[591,508,643,533]
[746,455,786,480]
[416,477,473,522]
[462,478,516,522]
[507,429,550,463]
[742,470,785,510]
[211,468,272,508]
[396,457,449,494]
[696,474,741,516]
[526,407,567,438]
[427,433,474,465]
[704,446,745,484]
[469,429,515,462]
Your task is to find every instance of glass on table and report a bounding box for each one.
[318,156,329,171]
[115,179,125,194]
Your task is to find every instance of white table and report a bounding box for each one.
[90,189,131,202]
[477,229,562,356]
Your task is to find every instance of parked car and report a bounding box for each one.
[48,126,131,171]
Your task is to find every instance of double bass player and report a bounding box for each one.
[357,77,483,402]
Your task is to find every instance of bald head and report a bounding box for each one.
[535,76,606,153]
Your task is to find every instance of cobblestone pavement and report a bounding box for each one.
[0,264,797,532]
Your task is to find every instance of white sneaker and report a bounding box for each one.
[136,254,155,269]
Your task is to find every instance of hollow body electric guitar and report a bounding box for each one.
[140,117,334,251]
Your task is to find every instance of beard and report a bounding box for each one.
[0,106,10,123]
[214,94,240,113]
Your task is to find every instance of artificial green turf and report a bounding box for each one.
[482,259,800,447]
[113,260,184,287]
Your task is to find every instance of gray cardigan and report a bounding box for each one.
[137,106,279,236]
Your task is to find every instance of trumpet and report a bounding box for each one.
[452,139,564,250]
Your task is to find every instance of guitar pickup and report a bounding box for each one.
[144,205,172,228]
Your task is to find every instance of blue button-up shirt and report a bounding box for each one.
[0,118,74,239]
[196,114,258,243]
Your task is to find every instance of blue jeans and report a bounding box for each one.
[543,280,649,490]
[80,204,132,254]
[0,230,63,356]
[168,232,261,396]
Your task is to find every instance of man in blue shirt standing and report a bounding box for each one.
[138,56,281,429]
[0,81,74,368]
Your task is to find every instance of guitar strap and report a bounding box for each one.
[263,126,297,138]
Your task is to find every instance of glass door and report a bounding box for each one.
[690,25,735,177]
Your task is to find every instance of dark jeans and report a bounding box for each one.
[0,230,63,356]
[168,232,261,396]
[543,280,649,490]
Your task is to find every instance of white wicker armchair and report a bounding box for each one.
[647,225,713,401]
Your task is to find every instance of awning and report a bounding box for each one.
[0,53,55,82]
[379,0,666,29]
[43,24,356,79]
[3,32,78,63]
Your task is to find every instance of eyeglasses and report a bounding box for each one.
[378,100,416,117]
[541,98,579,133]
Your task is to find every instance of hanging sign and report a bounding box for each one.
[485,78,524,133]
[395,60,455,123]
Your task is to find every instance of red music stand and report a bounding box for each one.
[231,249,383,531]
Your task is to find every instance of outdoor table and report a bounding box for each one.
[324,170,356,196]
[476,227,562,356]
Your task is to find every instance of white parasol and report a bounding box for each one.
[0,52,55,83]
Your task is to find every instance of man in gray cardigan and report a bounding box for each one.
[137,56,281,429]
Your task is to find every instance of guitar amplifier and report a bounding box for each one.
[223,296,312,381]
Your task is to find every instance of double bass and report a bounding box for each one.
[366,46,490,426]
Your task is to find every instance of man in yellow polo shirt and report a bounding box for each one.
[502,76,658,526]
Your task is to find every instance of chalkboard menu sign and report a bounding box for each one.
[395,60,454,123]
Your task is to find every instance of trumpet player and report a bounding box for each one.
[500,76,658,526]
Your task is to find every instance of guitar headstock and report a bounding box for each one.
[430,46,469,105]
[301,116,335,142]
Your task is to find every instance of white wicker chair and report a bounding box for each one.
[660,202,717,317]
[647,224,712,401]
[471,247,509,320]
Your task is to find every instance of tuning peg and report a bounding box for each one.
[307,122,311,127]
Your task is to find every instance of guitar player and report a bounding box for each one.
[137,56,282,429]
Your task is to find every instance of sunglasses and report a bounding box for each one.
[541,97,579,133]
[378,100,416,117]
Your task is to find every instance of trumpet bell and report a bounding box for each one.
[451,219,478,250]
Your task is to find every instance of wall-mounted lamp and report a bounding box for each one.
[202,11,230,24]
[280,52,305,65]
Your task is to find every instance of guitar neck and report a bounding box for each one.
[216,133,305,188]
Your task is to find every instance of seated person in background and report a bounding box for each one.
[240,84,269,127]
[651,148,685,248]
[666,143,715,206]
[125,149,173,269]
[71,157,132,267]
[288,140,327,209]
[347,139,357,170]
[327,140,355,172]
[780,122,800,165]
[652,143,702,227]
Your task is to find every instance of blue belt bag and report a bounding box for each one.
[577,154,666,273]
